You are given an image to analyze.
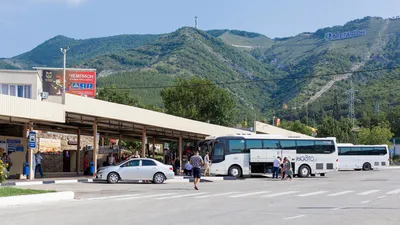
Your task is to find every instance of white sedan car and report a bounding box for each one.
[96,158,174,184]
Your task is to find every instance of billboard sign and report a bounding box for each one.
[42,69,96,98]
[39,138,62,154]
[325,29,366,41]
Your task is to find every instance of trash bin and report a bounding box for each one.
[23,162,29,175]
[89,162,95,175]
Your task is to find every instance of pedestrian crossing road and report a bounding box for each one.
[78,188,400,202]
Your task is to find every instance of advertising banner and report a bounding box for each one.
[6,139,22,152]
[39,138,62,154]
[42,69,96,98]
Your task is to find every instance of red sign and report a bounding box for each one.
[43,69,96,98]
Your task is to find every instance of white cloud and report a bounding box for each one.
[31,0,88,7]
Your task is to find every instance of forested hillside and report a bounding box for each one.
[1,16,400,129]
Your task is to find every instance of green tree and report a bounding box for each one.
[97,86,139,106]
[160,77,236,126]
[317,117,355,143]
[357,124,393,145]
[280,120,313,136]
[387,106,400,137]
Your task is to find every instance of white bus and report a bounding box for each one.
[198,134,338,178]
[337,144,389,171]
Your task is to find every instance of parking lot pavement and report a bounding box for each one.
[2,169,400,225]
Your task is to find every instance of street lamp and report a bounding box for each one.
[60,47,70,93]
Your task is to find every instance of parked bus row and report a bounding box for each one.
[197,134,389,178]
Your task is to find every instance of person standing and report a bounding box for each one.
[2,153,12,172]
[272,156,281,179]
[203,152,211,177]
[190,150,204,190]
[83,151,89,175]
[107,153,115,166]
[131,151,140,159]
[35,151,44,178]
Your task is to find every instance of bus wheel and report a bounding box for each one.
[362,162,371,171]
[228,165,242,178]
[298,165,310,178]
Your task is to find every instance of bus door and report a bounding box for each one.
[280,140,297,162]
[210,142,227,175]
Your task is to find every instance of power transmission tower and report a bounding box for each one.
[194,16,198,29]
[333,89,340,120]
[348,79,356,127]
[374,102,380,115]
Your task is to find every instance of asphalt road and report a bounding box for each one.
[2,169,400,225]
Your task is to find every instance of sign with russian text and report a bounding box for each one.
[42,69,96,98]
[325,30,366,41]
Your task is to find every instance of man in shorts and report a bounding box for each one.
[190,150,204,190]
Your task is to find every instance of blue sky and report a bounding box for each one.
[1,0,399,57]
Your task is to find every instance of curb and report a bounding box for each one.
[0,191,74,207]
[0,179,93,187]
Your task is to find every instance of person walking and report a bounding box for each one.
[203,151,211,177]
[190,150,204,190]
[35,151,44,178]
[281,157,287,180]
[285,158,293,181]
[272,156,281,179]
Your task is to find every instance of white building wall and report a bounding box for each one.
[0,70,42,100]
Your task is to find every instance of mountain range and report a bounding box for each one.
[1,16,400,124]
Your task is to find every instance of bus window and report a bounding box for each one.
[296,140,315,154]
[228,140,245,153]
[280,140,296,150]
[350,147,361,155]
[339,147,351,155]
[212,143,225,163]
[315,140,335,154]
[363,147,373,155]
[373,147,387,155]
[263,140,280,149]
[245,140,262,151]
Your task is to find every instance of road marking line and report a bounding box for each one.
[116,193,175,200]
[386,189,400,195]
[284,215,306,220]
[357,190,380,196]
[328,191,354,197]
[156,192,208,200]
[193,192,240,199]
[262,191,300,198]
[82,194,142,201]
[331,207,342,211]
[229,191,270,198]
[361,200,371,204]
[377,195,386,199]
[297,191,328,197]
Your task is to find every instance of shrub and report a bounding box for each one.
[0,160,8,183]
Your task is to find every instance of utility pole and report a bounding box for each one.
[60,47,70,93]
[194,16,198,29]
[348,79,356,127]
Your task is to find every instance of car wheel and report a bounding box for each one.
[298,165,311,178]
[153,173,166,184]
[107,172,119,184]
[362,162,371,171]
[228,165,242,178]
